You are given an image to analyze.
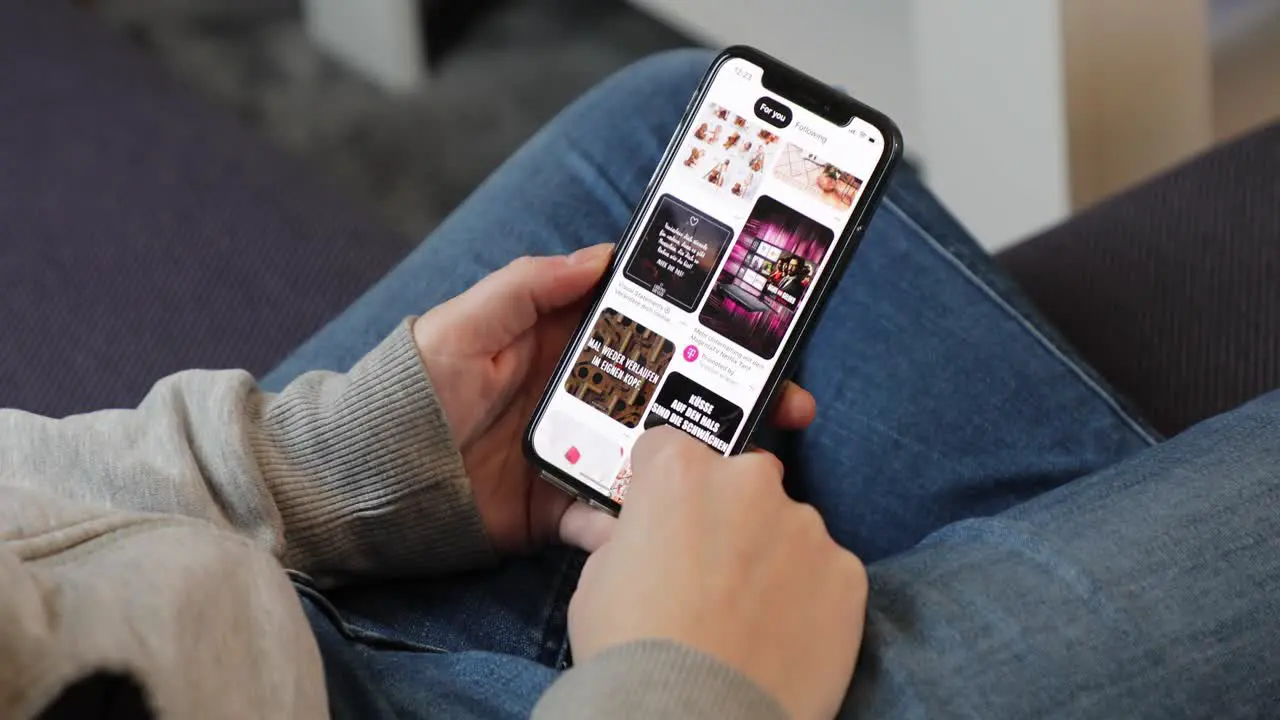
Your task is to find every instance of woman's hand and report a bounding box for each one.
[569,427,868,719]
[412,245,817,553]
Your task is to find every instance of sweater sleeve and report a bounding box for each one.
[0,321,494,584]
[533,640,789,720]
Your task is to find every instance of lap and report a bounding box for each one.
[300,587,556,720]
[793,168,1156,561]
[850,389,1280,718]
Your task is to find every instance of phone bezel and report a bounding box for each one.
[521,45,903,515]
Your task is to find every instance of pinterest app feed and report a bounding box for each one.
[533,58,886,502]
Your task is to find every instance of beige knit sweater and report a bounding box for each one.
[0,323,785,719]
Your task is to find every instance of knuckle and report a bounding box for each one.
[794,501,825,529]
[756,450,786,480]
[506,254,541,275]
[714,453,787,514]
[734,450,785,487]
[789,503,838,548]
[839,550,869,587]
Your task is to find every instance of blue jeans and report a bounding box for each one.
[265,50,1280,719]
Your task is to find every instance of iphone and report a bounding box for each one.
[524,46,902,514]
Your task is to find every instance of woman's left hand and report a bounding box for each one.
[412,244,818,553]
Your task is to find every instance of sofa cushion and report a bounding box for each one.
[1000,123,1280,436]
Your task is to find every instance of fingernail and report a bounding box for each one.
[567,243,613,266]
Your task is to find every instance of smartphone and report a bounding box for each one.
[523,46,902,515]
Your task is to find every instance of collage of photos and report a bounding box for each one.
[771,142,865,210]
[698,195,835,359]
[677,102,782,204]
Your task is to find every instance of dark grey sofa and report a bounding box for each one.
[1000,125,1280,435]
[2,0,1277,438]
[0,0,411,417]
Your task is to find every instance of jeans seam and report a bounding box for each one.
[293,582,449,655]
[541,550,586,669]
[881,197,1160,448]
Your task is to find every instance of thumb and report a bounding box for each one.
[559,499,618,552]
[444,244,614,348]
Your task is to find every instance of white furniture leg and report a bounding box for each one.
[301,0,426,94]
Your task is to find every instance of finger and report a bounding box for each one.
[559,499,618,552]
[628,425,735,514]
[770,382,816,430]
[630,424,710,481]
[473,245,613,317]
[443,244,614,348]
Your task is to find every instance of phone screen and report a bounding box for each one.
[530,55,891,505]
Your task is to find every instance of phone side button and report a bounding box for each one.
[540,471,581,498]
[586,497,621,518]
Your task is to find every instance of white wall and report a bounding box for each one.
[911,2,1072,250]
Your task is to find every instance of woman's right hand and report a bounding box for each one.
[568,426,869,720]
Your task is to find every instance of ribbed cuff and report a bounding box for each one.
[255,321,494,584]
[534,640,787,720]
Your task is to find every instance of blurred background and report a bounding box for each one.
[90,0,1280,252]
[6,0,1279,432]
[93,0,689,249]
